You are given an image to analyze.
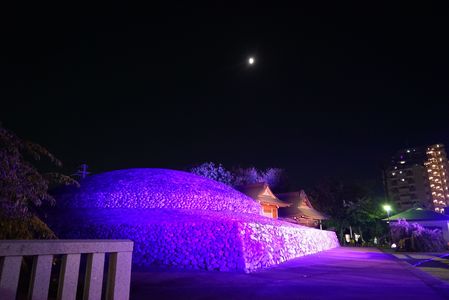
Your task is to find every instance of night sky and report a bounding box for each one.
[1,3,448,193]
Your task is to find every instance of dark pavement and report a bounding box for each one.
[131,247,449,300]
[390,251,449,283]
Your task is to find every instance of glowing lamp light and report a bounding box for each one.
[248,57,255,65]
[391,243,397,249]
[383,204,392,214]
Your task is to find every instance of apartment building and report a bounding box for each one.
[384,144,449,213]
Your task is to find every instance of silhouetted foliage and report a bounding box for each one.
[190,163,288,191]
[190,162,234,186]
[0,215,56,239]
[0,124,77,238]
[232,167,261,186]
[232,167,287,190]
[309,178,387,243]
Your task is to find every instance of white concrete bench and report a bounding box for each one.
[0,240,133,300]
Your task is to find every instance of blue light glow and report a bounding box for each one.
[51,168,339,272]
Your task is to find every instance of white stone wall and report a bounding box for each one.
[48,209,339,273]
[240,222,339,272]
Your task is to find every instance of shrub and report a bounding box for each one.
[0,214,57,239]
[390,219,446,252]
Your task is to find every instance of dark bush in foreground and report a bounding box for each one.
[390,219,447,252]
[0,214,57,239]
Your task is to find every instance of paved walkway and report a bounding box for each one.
[131,247,449,300]
[390,251,449,283]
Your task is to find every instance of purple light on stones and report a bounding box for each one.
[57,168,261,214]
[52,168,339,273]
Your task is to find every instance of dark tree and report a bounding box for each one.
[189,163,288,191]
[261,168,289,192]
[232,167,261,186]
[309,178,387,244]
[190,162,234,186]
[232,167,287,190]
[0,124,77,238]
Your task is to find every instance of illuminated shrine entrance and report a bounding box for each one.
[238,183,290,219]
[262,204,278,219]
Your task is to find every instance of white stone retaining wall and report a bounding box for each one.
[240,222,339,272]
[49,209,339,273]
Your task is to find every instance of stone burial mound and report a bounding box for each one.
[48,168,339,273]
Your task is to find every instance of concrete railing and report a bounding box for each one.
[0,240,133,300]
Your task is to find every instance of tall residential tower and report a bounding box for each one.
[424,144,449,213]
[384,144,449,213]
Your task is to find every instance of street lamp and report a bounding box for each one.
[383,204,393,247]
[383,204,392,223]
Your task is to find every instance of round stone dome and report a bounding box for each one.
[55,168,261,214]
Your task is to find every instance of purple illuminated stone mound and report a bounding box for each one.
[56,168,261,214]
[49,209,340,273]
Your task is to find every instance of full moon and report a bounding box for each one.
[248,57,255,65]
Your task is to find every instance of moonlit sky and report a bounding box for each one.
[1,2,448,193]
